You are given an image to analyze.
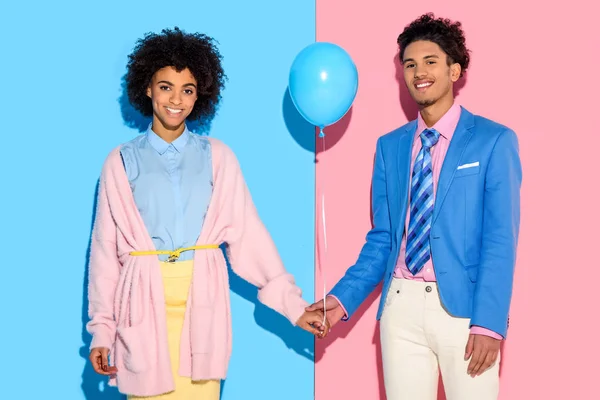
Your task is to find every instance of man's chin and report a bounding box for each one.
[416,99,436,108]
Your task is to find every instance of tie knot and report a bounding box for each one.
[420,129,440,149]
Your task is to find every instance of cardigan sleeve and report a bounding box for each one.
[86,166,121,350]
[217,142,308,326]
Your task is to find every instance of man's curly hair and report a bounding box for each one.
[125,27,227,121]
[397,13,470,77]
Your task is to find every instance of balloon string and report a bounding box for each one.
[319,130,328,328]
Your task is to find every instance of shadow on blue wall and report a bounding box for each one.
[224,247,316,359]
[79,181,125,400]
[282,87,352,159]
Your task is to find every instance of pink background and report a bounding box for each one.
[315,1,600,399]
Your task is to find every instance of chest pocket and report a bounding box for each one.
[454,165,480,178]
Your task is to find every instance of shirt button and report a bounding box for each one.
[426,268,431,273]
[425,286,432,293]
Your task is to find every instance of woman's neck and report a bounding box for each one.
[151,116,185,143]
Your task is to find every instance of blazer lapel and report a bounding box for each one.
[433,108,475,223]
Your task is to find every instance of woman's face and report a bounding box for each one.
[146,66,198,130]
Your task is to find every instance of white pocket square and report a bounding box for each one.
[457,162,479,170]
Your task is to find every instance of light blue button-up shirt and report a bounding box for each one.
[120,125,213,261]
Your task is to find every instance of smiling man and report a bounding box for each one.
[306,13,522,400]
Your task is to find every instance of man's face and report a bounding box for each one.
[402,40,460,107]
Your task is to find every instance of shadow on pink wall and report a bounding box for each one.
[316,52,509,400]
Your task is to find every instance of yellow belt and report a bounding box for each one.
[130,245,219,262]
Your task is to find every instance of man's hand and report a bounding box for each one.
[464,334,501,377]
[305,296,345,329]
[89,347,118,376]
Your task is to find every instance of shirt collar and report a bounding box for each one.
[415,102,462,142]
[146,124,191,155]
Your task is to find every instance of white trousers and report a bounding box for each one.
[380,278,500,400]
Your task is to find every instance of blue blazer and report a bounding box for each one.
[329,107,521,337]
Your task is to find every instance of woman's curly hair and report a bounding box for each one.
[125,27,227,121]
[397,13,470,77]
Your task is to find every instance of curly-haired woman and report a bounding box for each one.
[86,27,328,399]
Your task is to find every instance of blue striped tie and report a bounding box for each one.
[405,128,440,275]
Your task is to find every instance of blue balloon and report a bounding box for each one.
[289,42,358,136]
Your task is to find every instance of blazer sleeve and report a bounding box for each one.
[470,129,522,337]
[328,137,392,319]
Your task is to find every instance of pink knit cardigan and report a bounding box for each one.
[86,138,308,396]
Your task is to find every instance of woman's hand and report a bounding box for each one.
[89,347,118,376]
[296,310,330,338]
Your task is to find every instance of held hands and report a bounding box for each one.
[296,310,331,338]
[305,296,346,329]
[89,347,118,376]
[464,334,501,377]
[297,296,346,339]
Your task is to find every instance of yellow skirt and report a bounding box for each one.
[128,260,220,400]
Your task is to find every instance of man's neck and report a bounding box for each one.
[419,96,454,127]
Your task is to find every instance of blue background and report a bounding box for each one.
[0,1,316,399]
